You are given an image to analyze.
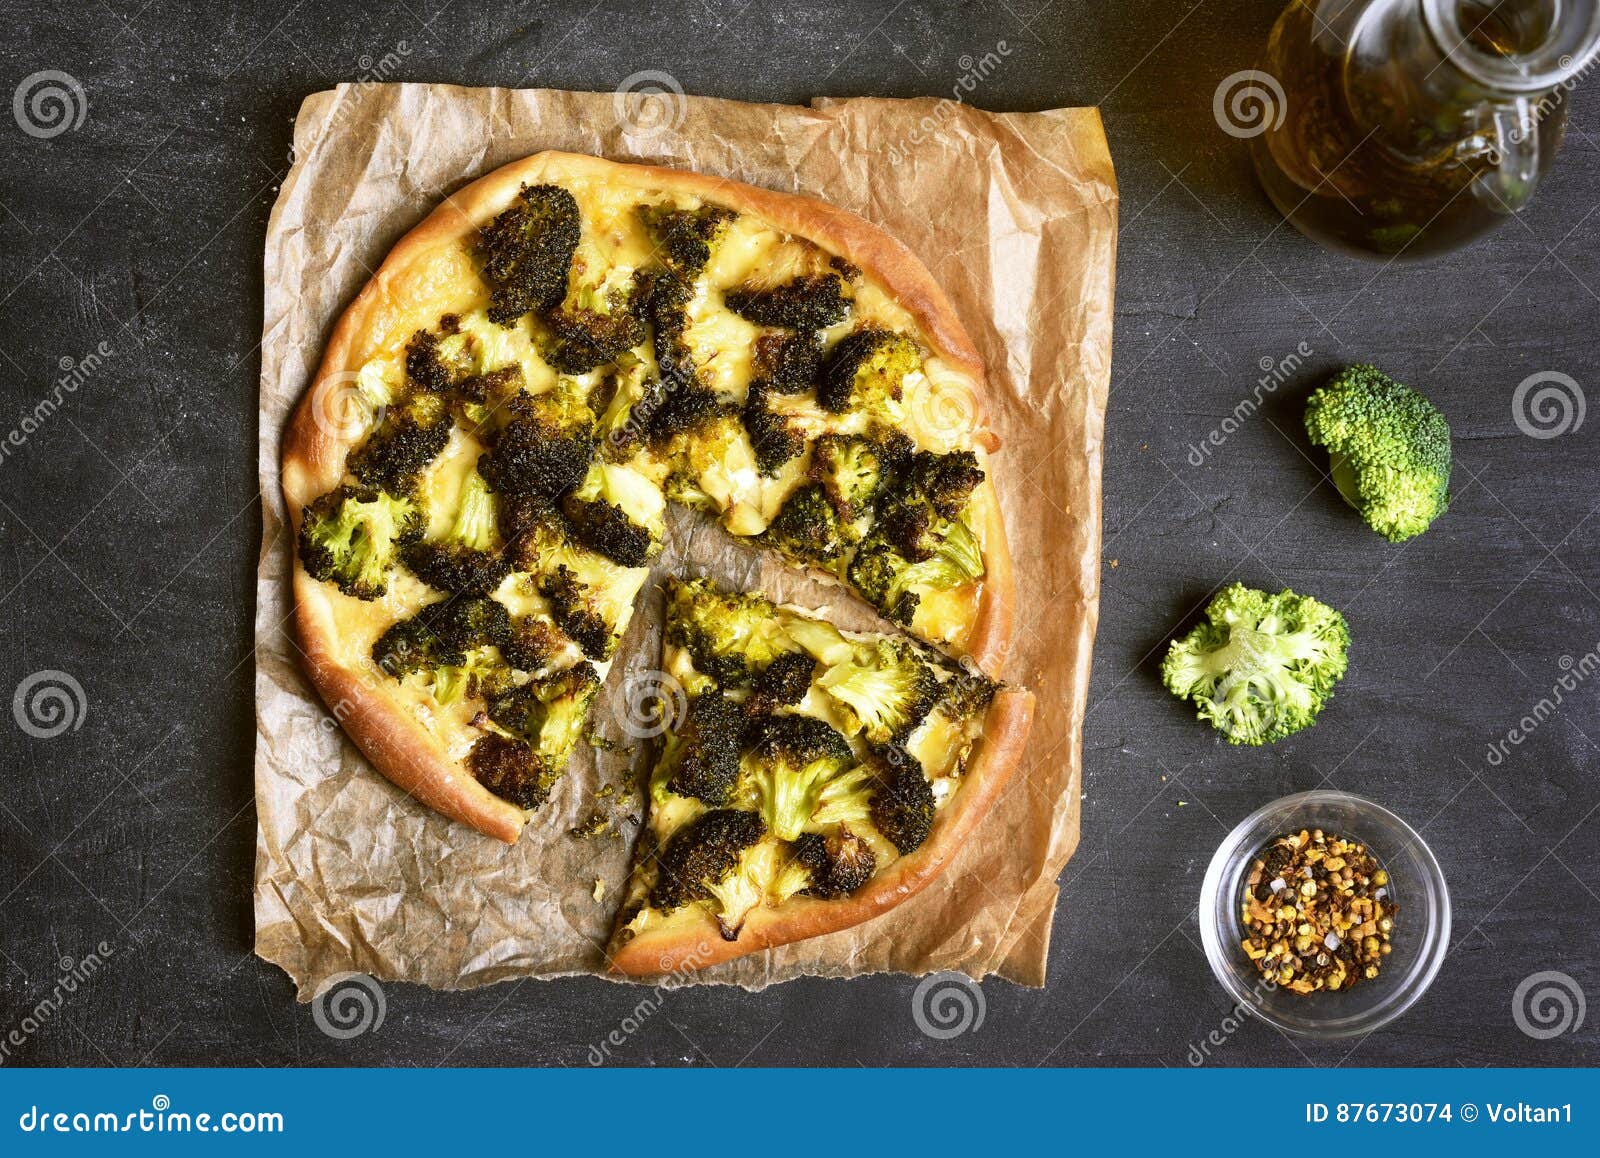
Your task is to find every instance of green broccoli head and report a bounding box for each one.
[870,754,936,854]
[1161,583,1351,746]
[817,328,920,415]
[1304,364,1452,543]
[403,469,510,596]
[299,485,424,601]
[480,183,582,324]
[347,391,452,493]
[724,273,851,331]
[639,203,736,277]
[739,714,855,841]
[762,483,855,565]
[847,519,984,627]
[487,661,602,774]
[665,578,796,687]
[663,689,745,806]
[816,638,942,745]
[790,828,877,898]
[477,380,598,498]
[649,807,766,915]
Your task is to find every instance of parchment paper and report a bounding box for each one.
[253,84,1117,998]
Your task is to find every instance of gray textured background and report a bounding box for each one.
[1,0,1596,1067]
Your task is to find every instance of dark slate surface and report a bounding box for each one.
[1,0,1596,1068]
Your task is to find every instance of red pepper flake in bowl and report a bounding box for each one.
[1241,828,1395,995]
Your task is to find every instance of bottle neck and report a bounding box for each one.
[1421,0,1600,95]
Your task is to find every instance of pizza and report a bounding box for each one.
[281,150,1034,966]
[608,577,1033,974]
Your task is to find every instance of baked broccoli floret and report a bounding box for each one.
[503,615,568,672]
[664,690,744,806]
[649,807,766,913]
[1162,583,1351,746]
[405,328,472,394]
[371,596,514,704]
[539,557,635,660]
[347,392,453,493]
[791,828,876,898]
[468,733,550,810]
[725,273,850,331]
[663,471,717,512]
[740,714,855,841]
[742,381,805,476]
[403,469,509,596]
[487,661,601,772]
[497,489,570,573]
[816,637,942,745]
[763,483,854,564]
[809,434,885,521]
[847,521,984,626]
[665,578,796,687]
[560,461,664,567]
[870,756,936,854]
[298,485,423,601]
[541,280,648,374]
[1304,364,1452,543]
[746,650,817,716]
[477,380,598,498]
[810,762,877,828]
[750,330,823,395]
[480,183,581,324]
[640,203,736,277]
[818,328,919,415]
[895,449,985,522]
[940,665,999,723]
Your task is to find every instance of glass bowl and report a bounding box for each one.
[1198,790,1450,1040]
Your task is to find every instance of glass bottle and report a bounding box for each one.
[1250,0,1600,259]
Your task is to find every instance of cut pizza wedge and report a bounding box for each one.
[283,151,1017,844]
[608,577,1035,975]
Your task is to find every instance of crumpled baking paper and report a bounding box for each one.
[253,83,1117,997]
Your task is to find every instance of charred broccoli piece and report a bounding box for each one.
[403,469,509,596]
[742,381,805,476]
[468,733,551,810]
[487,661,601,772]
[809,434,885,521]
[664,690,744,806]
[871,756,936,854]
[666,578,796,687]
[649,807,766,913]
[405,329,471,394]
[539,558,635,661]
[791,828,876,898]
[818,329,920,415]
[455,365,524,407]
[640,203,736,277]
[763,483,854,564]
[940,664,999,723]
[503,615,568,673]
[740,714,856,841]
[725,273,850,331]
[847,522,983,627]
[746,650,817,716]
[896,450,986,523]
[816,637,942,745]
[541,277,648,374]
[480,183,581,324]
[749,329,823,396]
[347,392,452,493]
[560,462,664,567]
[497,489,570,573]
[477,380,598,498]
[298,485,423,601]
[370,595,512,690]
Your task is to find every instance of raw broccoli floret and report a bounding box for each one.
[818,329,919,415]
[663,690,744,806]
[809,434,885,521]
[477,380,598,498]
[790,828,876,898]
[665,578,796,687]
[298,485,423,601]
[745,650,817,716]
[762,483,854,564]
[870,755,936,854]
[816,637,942,745]
[1161,583,1351,746]
[560,461,664,567]
[480,183,581,324]
[347,392,452,493]
[739,714,855,841]
[639,203,736,277]
[725,273,850,331]
[649,807,766,913]
[403,469,509,596]
[1304,364,1452,543]
[487,661,601,774]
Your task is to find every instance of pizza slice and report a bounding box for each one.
[283,151,1018,845]
[608,577,1034,975]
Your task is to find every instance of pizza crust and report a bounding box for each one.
[606,686,1035,975]
[281,151,1018,846]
